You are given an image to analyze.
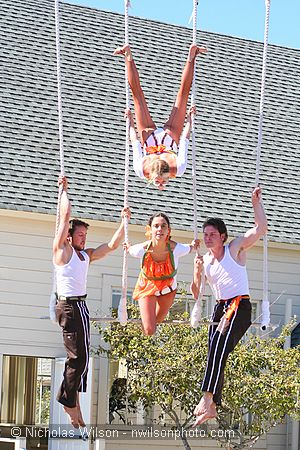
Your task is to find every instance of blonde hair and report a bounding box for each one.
[149,159,170,182]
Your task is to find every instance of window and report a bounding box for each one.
[170,281,213,320]
[0,356,52,426]
[36,359,51,425]
[112,288,133,312]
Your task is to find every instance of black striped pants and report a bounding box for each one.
[55,299,90,408]
[202,297,252,405]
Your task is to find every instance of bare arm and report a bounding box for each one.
[86,207,131,263]
[230,187,268,258]
[181,105,196,140]
[190,254,204,299]
[53,176,71,254]
[124,108,138,143]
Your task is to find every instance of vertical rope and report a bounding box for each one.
[191,0,198,244]
[189,0,204,328]
[50,0,66,322]
[255,0,270,187]
[118,0,131,325]
[255,0,271,330]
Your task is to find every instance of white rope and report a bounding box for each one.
[191,0,198,244]
[118,0,131,326]
[189,0,204,327]
[255,0,271,330]
[191,267,206,328]
[49,0,66,322]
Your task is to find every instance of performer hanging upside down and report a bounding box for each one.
[191,187,268,426]
[124,212,199,335]
[114,44,207,190]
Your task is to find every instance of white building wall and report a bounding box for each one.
[0,209,299,450]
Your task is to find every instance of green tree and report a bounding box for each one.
[95,306,300,450]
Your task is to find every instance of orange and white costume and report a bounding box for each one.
[129,241,191,300]
[132,128,189,179]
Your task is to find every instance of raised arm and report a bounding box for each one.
[230,187,268,257]
[176,106,195,177]
[124,109,145,179]
[86,207,131,263]
[181,105,195,141]
[124,108,138,143]
[190,254,204,300]
[53,176,71,257]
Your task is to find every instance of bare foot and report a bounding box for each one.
[188,44,208,62]
[193,395,217,426]
[63,406,79,429]
[113,44,132,61]
[193,406,217,426]
[76,393,86,427]
[77,405,86,427]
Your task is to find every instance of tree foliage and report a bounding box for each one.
[94,306,300,450]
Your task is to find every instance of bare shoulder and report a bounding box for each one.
[169,240,177,251]
[142,240,151,250]
[53,242,73,265]
[84,248,94,259]
[228,237,241,255]
[229,237,247,264]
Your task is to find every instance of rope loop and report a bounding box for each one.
[50,0,66,322]
[255,0,271,330]
[118,0,132,326]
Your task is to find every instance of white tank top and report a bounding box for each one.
[54,248,90,297]
[203,244,249,300]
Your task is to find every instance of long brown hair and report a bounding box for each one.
[145,212,171,240]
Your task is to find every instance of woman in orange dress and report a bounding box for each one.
[114,44,207,190]
[125,212,199,335]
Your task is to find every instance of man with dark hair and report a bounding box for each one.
[68,219,89,236]
[53,176,130,428]
[192,187,267,425]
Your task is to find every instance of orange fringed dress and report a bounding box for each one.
[132,242,177,300]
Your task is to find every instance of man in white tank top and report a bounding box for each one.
[191,187,267,426]
[53,176,130,428]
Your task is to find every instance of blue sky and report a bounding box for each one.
[65,0,299,49]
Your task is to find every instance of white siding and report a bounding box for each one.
[0,209,299,450]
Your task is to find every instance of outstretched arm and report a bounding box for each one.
[53,176,71,253]
[124,108,138,143]
[176,106,195,177]
[86,207,131,263]
[125,109,145,179]
[190,254,204,300]
[182,105,195,140]
[230,187,268,256]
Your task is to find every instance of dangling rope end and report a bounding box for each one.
[118,298,128,326]
[49,291,58,324]
[261,295,271,330]
[191,300,202,328]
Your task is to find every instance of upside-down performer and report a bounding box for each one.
[191,187,268,425]
[114,44,207,190]
[124,212,199,335]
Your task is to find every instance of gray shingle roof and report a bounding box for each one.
[1,0,300,244]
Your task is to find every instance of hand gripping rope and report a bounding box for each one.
[49,0,66,322]
[255,0,271,330]
[118,0,131,326]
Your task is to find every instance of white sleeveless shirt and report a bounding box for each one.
[54,248,90,297]
[203,244,250,300]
